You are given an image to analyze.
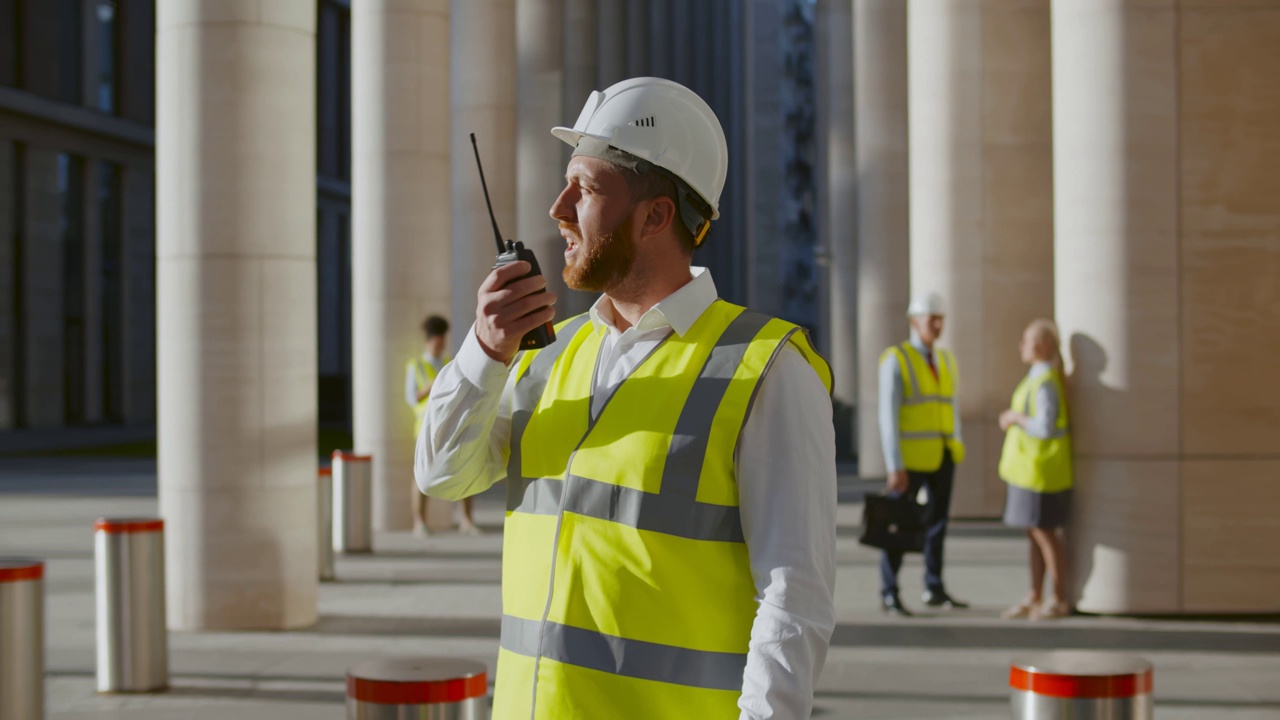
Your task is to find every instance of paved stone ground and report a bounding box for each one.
[1,456,1278,719]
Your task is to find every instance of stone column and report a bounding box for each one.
[816,0,856,458]
[853,0,909,479]
[559,0,600,317]
[516,0,572,333]
[597,0,627,86]
[906,0,1053,515]
[156,0,317,630]
[352,0,451,533]
[449,0,516,503]
[1053,0,1280,614]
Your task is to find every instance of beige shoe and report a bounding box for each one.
[1001,600,1036,620]
[412,524,431,538]
[459,523,484,536]
[1030,600,1072,621]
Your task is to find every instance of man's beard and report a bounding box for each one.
[562,217,637,293]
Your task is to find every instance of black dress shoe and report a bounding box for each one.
[922,588,970,609]
[881,594,914,617]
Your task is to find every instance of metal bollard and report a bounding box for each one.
[346,657,488,719]
[318,466,335,581]
[0,559,43,720]
[332,451,373,554]
[1011,651,1153,719]
[95,518,168,693]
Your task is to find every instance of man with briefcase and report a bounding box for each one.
[874,292,969,616]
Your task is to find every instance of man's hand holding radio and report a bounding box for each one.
[475,261,557,365]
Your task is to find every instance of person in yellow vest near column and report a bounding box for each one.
[878,291,968,616]
[998,319,1073,621]
[415,78,837,719]
[405,315,480,536]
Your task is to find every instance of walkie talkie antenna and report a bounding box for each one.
[470,133,506,254]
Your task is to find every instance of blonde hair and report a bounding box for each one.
[1027,318,1064,374]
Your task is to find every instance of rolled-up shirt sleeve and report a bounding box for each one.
[736,347,836,720]
[1020,379,1059,441]
[414,326,515,501]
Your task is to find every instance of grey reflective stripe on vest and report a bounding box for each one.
[900,431,959,441]
[508,315,591,511]
[511,474,743,543]
[564,474,743,542]
[501,614,747,693]
[902,394,953,407]
[661,309,772,498]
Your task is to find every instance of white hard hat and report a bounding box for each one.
[552,77,728,222]
[907,292,945,317]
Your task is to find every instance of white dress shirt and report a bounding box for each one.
[415,267,837,720]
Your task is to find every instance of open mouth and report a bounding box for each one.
[562,229,581,258]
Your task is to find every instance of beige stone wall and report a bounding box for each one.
[908,0,1054,516]
[1177,0,1280,612]
[1055,0,1280,613]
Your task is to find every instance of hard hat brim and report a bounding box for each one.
[550,126,721,220]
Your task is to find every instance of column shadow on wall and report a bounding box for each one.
[1066,332,1134,610]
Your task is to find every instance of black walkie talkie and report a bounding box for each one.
[470,133,556,350]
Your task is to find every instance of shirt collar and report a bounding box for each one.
[589,267,718,338]
[909,329,932,356]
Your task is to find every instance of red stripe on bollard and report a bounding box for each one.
[346,672,487,704]
[1009,666,1153,699]
[332,451,372,462]
[0,561,43,582]
[95,518,165,534]
[318,467,333,476]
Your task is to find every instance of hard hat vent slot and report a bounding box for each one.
[630,116,656,128]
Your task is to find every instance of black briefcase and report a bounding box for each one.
[859,493,929,553]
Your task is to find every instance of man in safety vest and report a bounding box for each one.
[416,77,836,719]
[877,291,969,616]
[405,315,480,536]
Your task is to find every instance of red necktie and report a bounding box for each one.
[926,351,938,380]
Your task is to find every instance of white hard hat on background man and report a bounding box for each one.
[553,77,728,246]
[907,292,945,317]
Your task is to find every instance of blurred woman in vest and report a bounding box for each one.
[406,315,480,536]
[998,319,1073,620]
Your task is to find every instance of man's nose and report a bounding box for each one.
[549,186,577,223]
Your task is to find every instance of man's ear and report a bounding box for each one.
[638,195,677,241]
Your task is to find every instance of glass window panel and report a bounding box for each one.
[58,153,85,424]
[92,1,118,112]
[99,161,122,421]
[0,0,18,87]
[0,142,17,428]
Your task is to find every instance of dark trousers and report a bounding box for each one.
[879,450,956,597]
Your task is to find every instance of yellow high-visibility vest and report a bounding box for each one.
[998,368,1073,494]
[494,301,831,720]
[409,356,447,436]
[882,342,966,472]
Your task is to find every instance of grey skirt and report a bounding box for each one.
[1002,485,1071,530]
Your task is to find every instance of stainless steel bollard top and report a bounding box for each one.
[1011,650,1153,720]
[95,518,169,694]
[347,657,488,720]
[0,558,44,720]
[332,451,374,554]
[318,466,336,581]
